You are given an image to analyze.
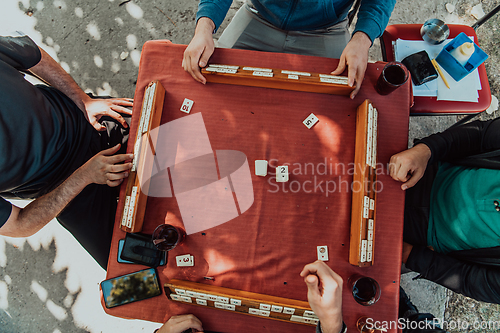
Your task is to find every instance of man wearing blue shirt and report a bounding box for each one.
[182,0,396,99]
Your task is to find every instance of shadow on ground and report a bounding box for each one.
[17,0,200,97]
[0,241,87,333]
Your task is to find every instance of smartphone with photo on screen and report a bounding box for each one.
[100,268,162,308]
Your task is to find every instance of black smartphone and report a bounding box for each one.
[117,239,167,265]
[100,268,162,308]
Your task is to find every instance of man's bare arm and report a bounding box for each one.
[0,145,133,237]
[29,47,89,111]
[28,46,133,130]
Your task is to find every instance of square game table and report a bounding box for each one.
[103,41,411,333]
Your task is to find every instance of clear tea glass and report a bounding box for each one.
[376,61,409,95]
[349,275,381,306]
[152,224,185,251]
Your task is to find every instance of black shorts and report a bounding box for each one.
[57,115,130,269]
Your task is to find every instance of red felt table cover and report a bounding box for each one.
[103,41,411,333]
[382,24,491,115]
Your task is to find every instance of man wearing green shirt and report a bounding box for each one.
[390,117,500,304]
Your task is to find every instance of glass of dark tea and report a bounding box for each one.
[152,224,185,251]
[376,61,409,95]
[356,316,378,333]
[350,275,381,306]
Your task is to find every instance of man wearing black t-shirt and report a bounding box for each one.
[0,33,134,268]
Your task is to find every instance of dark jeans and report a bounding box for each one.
[57,114,130,269]
[403,163,439,247]
[404,313,448,333]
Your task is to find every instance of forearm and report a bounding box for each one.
[195,17,216,37]
[406,245,500,303]
[417,118,500,164]
[195,0,232,32]
[354,0,396,42]
[1,167,90,237]
[349,31,372,51]
[28,47,90,112]
[318,319,344,333]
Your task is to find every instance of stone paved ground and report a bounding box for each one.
[0,0,499,332]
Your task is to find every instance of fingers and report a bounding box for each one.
[104,159,133,188]
[331,56,346,76]
[106,172,128,185]
[108,162,133,173]
[389,154,409,183]
[389,145,431,190]
[348,68,359,100]
[99,144,122,156]
[104,162,132,187]
[182,45,207,84]
[106,169,129,180]
[300,261,340,285]
[107,178,125,187]
[189,50,207,84]
[107,109,129,128]
[109,98,134,107]
[199,47,211,68]
[84,146,134,186]
[395,163,411,183]
[401,168,424,190]
[110,104,133,115]
[346,60,357,88]
[93,122,107,132]
[300,260,322,278]
[304,274,321,300]
[183,53,203,84]
[192,57,206,84]
[300,260,328,277]
[391,164,414,188]
[166,314,204,333]
[179,314,203,332]
[106,152,135,165]
[99,146,134,170]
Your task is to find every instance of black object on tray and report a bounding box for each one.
[120,232,166,267]
[401,50,438,86]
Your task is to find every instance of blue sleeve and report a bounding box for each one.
[0,197,13,228]
[0,34,41,70]
[353,0,396,43]
[195,0,233,32]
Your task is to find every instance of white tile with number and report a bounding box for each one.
[303,113,319,129]
[180,98,194,114]
[276,165,289,182]
[176,254,194,267]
